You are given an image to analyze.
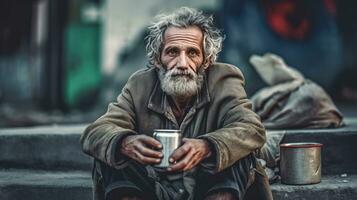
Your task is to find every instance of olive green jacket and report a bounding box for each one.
[80,63,268,198]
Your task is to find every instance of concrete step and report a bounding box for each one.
[275,118,357,174]
[271,174,357,200]
[0,118,356,173]
[0,169,356,200]
[0,124,91,170]
[0,169,92,200]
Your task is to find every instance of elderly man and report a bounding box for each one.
[81,7,272,200]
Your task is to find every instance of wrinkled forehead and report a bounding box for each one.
[163,25,204,48]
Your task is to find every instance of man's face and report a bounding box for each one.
[157,26,205,99]
[160,25,204,72]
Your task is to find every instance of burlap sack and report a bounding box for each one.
[250,53,343,129]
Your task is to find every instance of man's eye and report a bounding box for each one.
[167,49,178,56]
[188,50,198,57]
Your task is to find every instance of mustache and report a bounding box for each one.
[166,68,196,79]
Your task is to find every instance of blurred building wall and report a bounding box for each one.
[0,0,103,111]
[220,0,343,96]
[0,1,46,104]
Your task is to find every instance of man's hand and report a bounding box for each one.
[120,135,163,165]
[168,138,212,172]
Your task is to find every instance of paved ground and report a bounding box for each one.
[0,169,356,200]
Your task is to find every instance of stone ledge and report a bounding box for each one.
[271,174,357,200]
[0,118,356,173]
[0,169,92,200]
[0,124,91,170]
[272,118,357,174]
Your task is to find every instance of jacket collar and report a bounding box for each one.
[148,70,211,114]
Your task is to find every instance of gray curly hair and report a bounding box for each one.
[145,7,224,67]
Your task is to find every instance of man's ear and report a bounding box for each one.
[203,57,212,69]
[154,59,163,68]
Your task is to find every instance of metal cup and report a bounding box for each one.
[153,129,182,168]
[280,142,322,185]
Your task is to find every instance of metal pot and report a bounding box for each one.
[280,142,322,185]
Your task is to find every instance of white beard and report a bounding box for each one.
[158,66,204,99]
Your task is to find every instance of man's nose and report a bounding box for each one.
[176,52,189,69]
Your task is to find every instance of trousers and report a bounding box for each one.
[92,154,273,200]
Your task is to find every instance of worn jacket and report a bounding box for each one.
[81,63,268,199]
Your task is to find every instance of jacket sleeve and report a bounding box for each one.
[80,84,137,169]
[199,66,266,172]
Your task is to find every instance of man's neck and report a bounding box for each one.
[168,95,194,125]
[171,95,192,113]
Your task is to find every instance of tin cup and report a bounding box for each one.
[280,142,323,185]
[153,129,182,168]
